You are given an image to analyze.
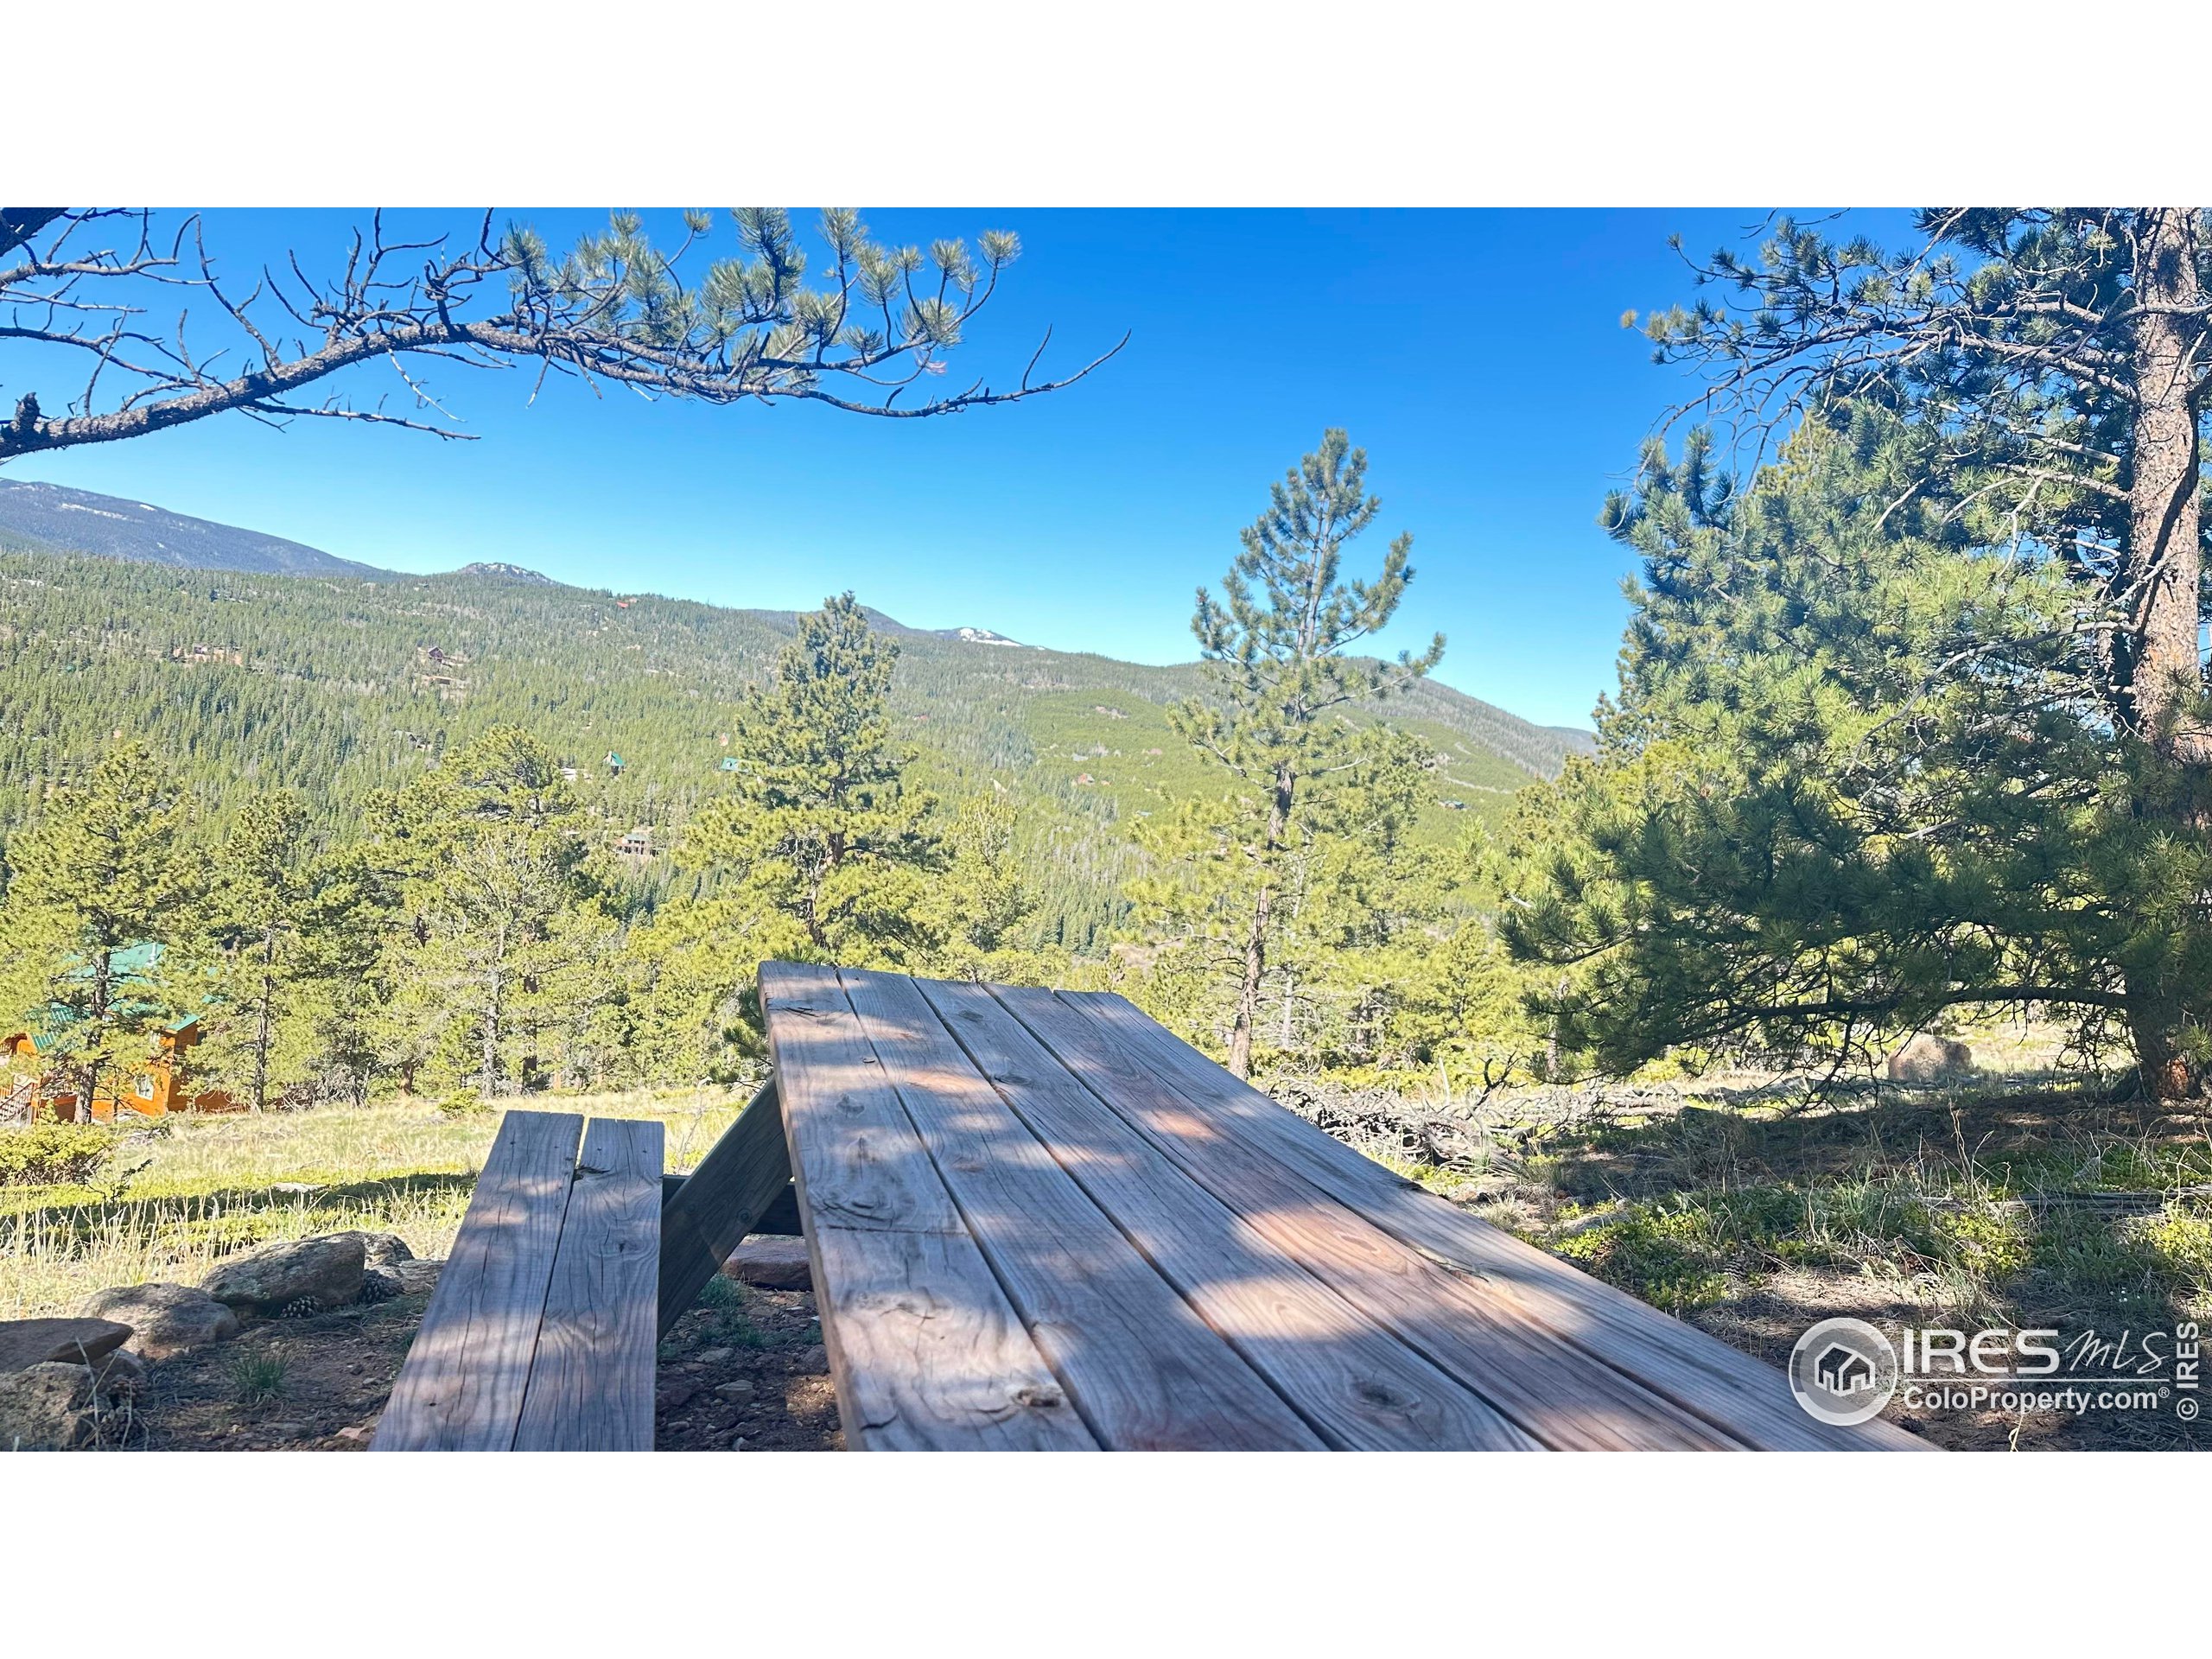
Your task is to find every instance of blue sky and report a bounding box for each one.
[9,208,1916,730]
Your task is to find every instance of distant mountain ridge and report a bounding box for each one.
[0,477,1592,775]
[0,478,396,578]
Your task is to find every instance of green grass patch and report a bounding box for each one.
[1552,1201,1738,1312]
[2139,1209,2212,1310]
[696,1274,777,1349]
[0,1122,120,1189]
[227,1348,289,1407]
[1542,1175,2036,1315]
[1,1089,749,1319]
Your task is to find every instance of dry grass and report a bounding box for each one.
[1438,1082,2212,1332]
[0,1088,748,1319]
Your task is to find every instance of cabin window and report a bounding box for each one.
[134,1074,156,1099]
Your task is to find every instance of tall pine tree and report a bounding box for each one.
[1508,418,2138,1082]
[682,593,942,964]
[370,726,616,1096]
[1155,430,1442,1077]
[188,791,391,1111]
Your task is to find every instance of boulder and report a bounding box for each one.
[340,1232,415,1274]
[395,1259,443,1295]
[349,1234,414,1305]
[722,1236,812,1291]
[79,1283,239,1360]
[0,1363,104,1449]
[201,1233,365,1313]
[88,1348,147,1398]
[0,1317,133,1376]
[1886,1034,1975,1084]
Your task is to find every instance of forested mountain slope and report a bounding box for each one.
[0,539,1585,950]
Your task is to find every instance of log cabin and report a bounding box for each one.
[0,944,235,1122]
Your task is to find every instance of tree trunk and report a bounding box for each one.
[481,954,504,1097]
[2120,208,2209,1098]
[1226,884,1269,1080]
[251,926,276,1114]
[2121,208,2207,759]
[2128,999,2196,1101]
[1226,763,1296,1080]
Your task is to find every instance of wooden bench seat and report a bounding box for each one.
[373,1110,663,1452]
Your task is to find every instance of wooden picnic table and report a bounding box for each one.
[757,962,1925,1451]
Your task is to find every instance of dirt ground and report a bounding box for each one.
[92,1273,839,1452]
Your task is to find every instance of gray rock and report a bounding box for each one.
[341,1232,415,1273]
[795,1344,829,1373]
[0,1317,133,1375]
[1886,1034,1975,1084]
[656,1376,699,1411]
[201,1234,365,1313]
[0,1363,104,1449]
[722,1236,812,1291]
[713,1379,756,1402]
[394,1259,443,1295]
[79,1283,240,1360]
[88,1348,147,1398]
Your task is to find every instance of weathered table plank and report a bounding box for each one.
[1000,987,1742,1450]
[916,976,1538,1450]
[841,968,1324,1450]
[374,1112,584,1452]
[804,1225,1104,1451]
[761,961,1096,1451]
[1055,991,1927,1452]
[760,962,963,1235]
[514,1116,664,1452]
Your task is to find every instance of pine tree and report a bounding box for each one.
[1152,429,1443,1077]
[0,740,190,1109]
[682,594,943,964]
[188,791,391,1111]
[372,726,615,1096]
[1641,209,2212,1092]
[1506,418,2139,1081]
[925,791,1042,982]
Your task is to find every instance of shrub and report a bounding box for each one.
[0,1121,118,1188]
[436,1087,487,1118]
